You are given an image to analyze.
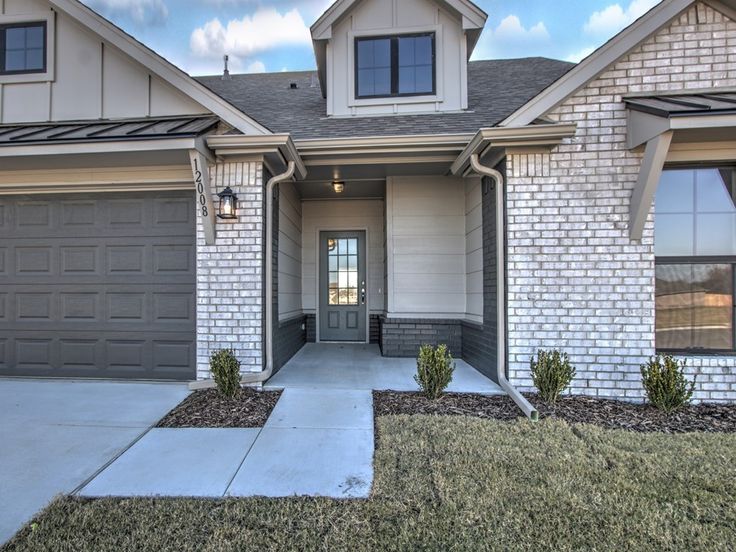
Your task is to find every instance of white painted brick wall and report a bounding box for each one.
[507,3,736,403]
[196,161,263,379]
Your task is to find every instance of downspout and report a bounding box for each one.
[469,153,539,421]
[189,161,297,391]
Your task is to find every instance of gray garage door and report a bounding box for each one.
[0,191,196,381]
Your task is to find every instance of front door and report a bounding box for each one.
[319,231,367,342]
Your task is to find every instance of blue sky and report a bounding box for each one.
[81,0,662,76]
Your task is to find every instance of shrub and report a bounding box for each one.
[530,349,576,404]
[210,349,241,399]
[415,344,455,400]
[640,355,695,413]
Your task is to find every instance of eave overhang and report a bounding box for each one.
[451,123,577,175]
[207,134,308,180]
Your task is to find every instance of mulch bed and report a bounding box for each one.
[156,388,282,428]
[373,391,736,433]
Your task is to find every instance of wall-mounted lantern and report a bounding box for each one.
[332,181,345,194]
[217,186,238,219]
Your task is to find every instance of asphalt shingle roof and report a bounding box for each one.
[195,58,574,140]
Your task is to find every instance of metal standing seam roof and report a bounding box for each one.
[0,116,221,146]
[624,92,736,117]
[195,58,576,140]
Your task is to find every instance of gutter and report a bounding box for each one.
[468,153,539,421]
[189,161,297,391]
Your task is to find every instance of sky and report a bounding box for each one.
[80,0,663,76]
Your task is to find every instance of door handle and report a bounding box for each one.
[361,281,366,305]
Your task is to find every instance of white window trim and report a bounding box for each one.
[0,11,56,84]
[346,24,444,108]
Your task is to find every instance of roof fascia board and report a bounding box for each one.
[500,0,695,128]
[296,133,474,152]
[451,124,577,174]
[0,137,198,157]
[48,0,271,136]
[207,134,307,180]
[312,0,486,38]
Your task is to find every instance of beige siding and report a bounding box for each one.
[386,176,466,318]
[278,182,303,321]
[465,177,483,323]
[327,0,467,116]
[0,0,208,124]
[302,200,385,315]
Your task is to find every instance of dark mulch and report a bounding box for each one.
[156,388,282,428]
[373,391,736,433]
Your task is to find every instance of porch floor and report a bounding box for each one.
[265,343,503,395]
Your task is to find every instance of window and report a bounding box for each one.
[0,21,46,75]
[327,238,359,306]
[655,167,736,352]
[355,33,435,99]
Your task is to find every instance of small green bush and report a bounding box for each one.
[530,349,576,404]
[640,355,695,413]
[415,344,455,400]
[210,349,241,399]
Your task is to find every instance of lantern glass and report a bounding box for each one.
[217,186,238,220]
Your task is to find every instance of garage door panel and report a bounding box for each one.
[0,192,195,380]
[1,285,195,331]
[2,192,195,239]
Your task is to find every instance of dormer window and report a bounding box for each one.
[0,21,47,75]
[355,33,435,99]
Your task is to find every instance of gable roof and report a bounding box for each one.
[48,0,270,135]
[501,0,736,127]
[310,0,488,96]
[196,58,573,141]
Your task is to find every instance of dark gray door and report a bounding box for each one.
[0,191,196,381]
[319,231,367,342]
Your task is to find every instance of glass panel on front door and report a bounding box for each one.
[328,237,359,306]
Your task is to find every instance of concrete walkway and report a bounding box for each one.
[0,379,189,546]
[78,344,500,501]
[80,388,374,499]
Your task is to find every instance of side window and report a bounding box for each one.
[0,22,47,75]
[654,167,736,352]
[355,33,435,99]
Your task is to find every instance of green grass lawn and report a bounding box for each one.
[4,416,735,552]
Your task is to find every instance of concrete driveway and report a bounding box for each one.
[0,379,189,545]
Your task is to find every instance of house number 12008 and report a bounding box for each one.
[193,157,208,217]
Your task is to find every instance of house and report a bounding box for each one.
[1,0,735,409]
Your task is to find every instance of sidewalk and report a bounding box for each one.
[80,388,374,499]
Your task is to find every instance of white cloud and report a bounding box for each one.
[190,8,311,60]
[471,14,550,60]
[245,60,266,73]
[565,46,596,63]
[83,0,168,26]
[494,15,550,42]
[583,0,661,37]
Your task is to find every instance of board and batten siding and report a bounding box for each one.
[465,177,483,323]
[386,176,467,318]
[0,0,207,124]
[327,0,467,116]
[301,199,385,315]
[278,182,303,321]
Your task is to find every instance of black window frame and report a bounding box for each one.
[354,32,436,100]
[0,21,48,76]
[655,164,736,356]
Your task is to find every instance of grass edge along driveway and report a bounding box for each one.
[4,415,735,552]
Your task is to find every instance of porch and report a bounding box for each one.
[266,343,503,394]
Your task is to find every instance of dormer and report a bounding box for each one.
[311,0,487,117]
